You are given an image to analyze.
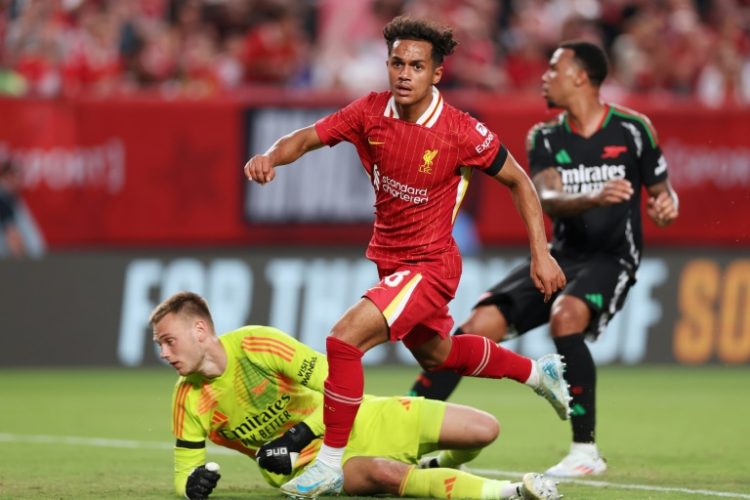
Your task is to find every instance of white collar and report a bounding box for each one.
[385,86,444,128]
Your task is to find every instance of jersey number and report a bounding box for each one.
[384,270,412,287]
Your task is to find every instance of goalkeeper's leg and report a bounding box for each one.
[343,457,558,499]
[420,402,498,468]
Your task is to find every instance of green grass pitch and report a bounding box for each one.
[0,366,748,499]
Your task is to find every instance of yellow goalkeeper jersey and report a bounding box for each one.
[171,326,328,494]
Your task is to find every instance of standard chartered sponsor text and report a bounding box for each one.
[381,175,429,204]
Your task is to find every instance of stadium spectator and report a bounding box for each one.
[244,15,568,498]
[695,11,750,107]
[60,1,123,97]
[0,159,45,258]
[4,0,64,97]
[409,40,680,478]
[151,291,561,500]
[241,0,310,86]
[2,0,750,101]
[312,0,405,93]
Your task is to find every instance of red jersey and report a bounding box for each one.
[315,88,506,268]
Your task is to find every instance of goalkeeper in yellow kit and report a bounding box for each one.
[151,291,560,500]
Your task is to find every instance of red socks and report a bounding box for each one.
[437,334,532,382]
[323,336,364,447]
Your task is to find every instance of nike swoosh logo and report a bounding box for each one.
[368,137,385,145]
[297,480,323,493]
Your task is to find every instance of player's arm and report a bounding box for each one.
[532,166,634,217]
[645,179,679,227]
[492,153,566,301]
[172,383,220,498]
[243,125,324,185]
[175,446,221,499]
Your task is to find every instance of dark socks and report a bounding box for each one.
[554,333,596,443]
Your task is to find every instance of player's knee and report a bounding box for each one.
[367,459,404,489]
[465,410,500,446]
[411,338,451,371]
[417,355,445,372]
[343,458,404,496]
[460,306,507,342]
[550,304,588,334]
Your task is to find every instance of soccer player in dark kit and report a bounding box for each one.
[244,15,568,498]
[409,40,680,478]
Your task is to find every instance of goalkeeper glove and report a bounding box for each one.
[257,422,316,475]
[185,462,221,500]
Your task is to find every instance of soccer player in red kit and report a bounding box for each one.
[244,16,568,499]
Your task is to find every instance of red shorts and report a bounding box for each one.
[363,258,460,349]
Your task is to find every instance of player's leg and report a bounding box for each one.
[545,258,633,477]
[406,263,539,384]
[410,333,571,421]
[409,261,570,420]
[339,398,560,499]
[322,297,389,459]
[545,295,606,477]
[343,457,559,499]
[407,265,571,420]
[418,402,497,469]
[281,298,388,498]
[408,304,509,399]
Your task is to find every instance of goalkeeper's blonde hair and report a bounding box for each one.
[149,291,215,331]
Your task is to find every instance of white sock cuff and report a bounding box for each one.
[481,479,512,499]
[571,442,599,456]
[525,360,540,387]
[316,444,345,469]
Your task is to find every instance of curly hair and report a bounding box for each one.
[383,15,458,65]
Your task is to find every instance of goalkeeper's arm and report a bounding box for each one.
[184,462,220,500]
[174,440,221,498]
[257,422,318,475]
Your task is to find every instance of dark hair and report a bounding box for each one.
[149,291,214,330]
[383,15,458,65]
[559,40,609,87]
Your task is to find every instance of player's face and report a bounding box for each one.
[386,39,443,118]
[153,313,205,376]
[541,48,581,109]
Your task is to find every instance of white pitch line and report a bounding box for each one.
[0,432,236,456]
[468,467,750,499]
[1,433,748,499]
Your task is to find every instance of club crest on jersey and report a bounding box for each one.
[419,149,438,174]
[601,145,627,159]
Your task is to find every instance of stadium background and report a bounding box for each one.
[1,1,750,499]
[2,0,748,368]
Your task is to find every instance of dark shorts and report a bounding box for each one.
[476,252,636,339]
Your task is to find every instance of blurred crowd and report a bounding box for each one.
[1,0,749,106]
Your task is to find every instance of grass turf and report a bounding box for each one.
[0,366,748,499]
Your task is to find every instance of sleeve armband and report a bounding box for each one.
[176,439,206,449]
[483,145,508,176]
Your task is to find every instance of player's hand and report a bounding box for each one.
[647,191,679,227]
[244,154,276,184]
[530,253,566,303]
[594,179,633,206]
[185,462,220,500]
[257,422,316,475]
